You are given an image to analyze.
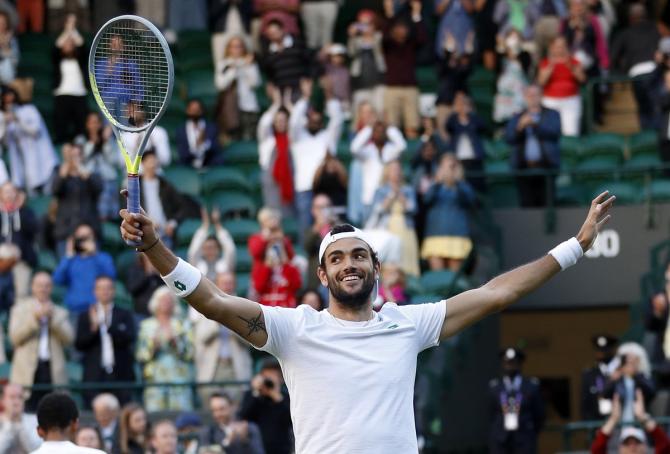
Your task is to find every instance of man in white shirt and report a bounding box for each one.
[0,383,42,453]
[30,392,104,454]
[119,188,616,454]
[289,78,343,242]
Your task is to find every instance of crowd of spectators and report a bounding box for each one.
[0,0,666,453]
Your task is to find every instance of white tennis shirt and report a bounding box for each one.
[256,300,447,454]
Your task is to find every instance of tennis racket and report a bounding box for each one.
[88,15,174,245]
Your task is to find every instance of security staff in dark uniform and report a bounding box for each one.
[580,334,618,421]
[488,347,545,454]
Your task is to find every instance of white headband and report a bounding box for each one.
[318,228,376,264]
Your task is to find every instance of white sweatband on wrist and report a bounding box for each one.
[548,237,584,270]
[161,258,202,298]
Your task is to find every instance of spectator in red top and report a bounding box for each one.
[591,392,670,454]
[248,207,301,307]
[537,36,586,137]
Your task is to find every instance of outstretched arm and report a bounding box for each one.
[440,191,616,339]
[120,204,268,348]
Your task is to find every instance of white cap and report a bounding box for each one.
[318,227,376,264]
[620,427,646,444]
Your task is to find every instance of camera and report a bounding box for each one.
[263,378,275,389]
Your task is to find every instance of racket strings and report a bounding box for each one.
[92,19,170,128]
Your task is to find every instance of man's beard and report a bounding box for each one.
[327,271,375,308]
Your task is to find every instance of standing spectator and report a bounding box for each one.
[581,334,618,420]
[53,223,116,314]
[446,92,487,193]
[289,78,343,238]
[76,277,136,408]
[92,393,121,453]
[214,36,261,142]
[123,253,164,319]
[0,181,38,300]
[493,0,541,42]
[46,0,90,34]
[610,3,659,131]
[255,0,300,37]
[250,234,302,308]
[77,112,120,222]
[537,35,585,136]
[139,150,196,249]
[435,31,474,141]
[0,383,42,453]
[493,29,532,124]
[348,10,386,120]
[168,0,207,34]
[382,1,427,139]
[591,393,670,454]
[434,0,475,59]
[121,101,171,170]
[0,11,18,84]
[200,393,266,454]
[93,34,141,120]
[301,0,338,49]
[136,286,194,412]
[366,160,420,276]
[238,360,292,454]
[421,154,476,272]
[52,143,102,258]
[257,84,294,218]
[489,348,545,454]
[412,138,442,241]
[312,153,348,214]
[114,403,149,454]
[533,0,568,56]
[75,426,104,450]
[505,85,561,207]
[603,342,655,424]
[249,208,296,272]
[347,101,379,224]
[318,44,351,115]
[150,420,179,454]
[303,194,337,290]
[52,14,88,144]
[16,0,43,33]
[192,271,252,404]
[177,99,223,169]
[350,120,406,218]
[209,0,253,66]
[259,19,309,95]
[9,272,73,412]
[3,86,59,196]
[657,69,670,171]
[188,208,236,281]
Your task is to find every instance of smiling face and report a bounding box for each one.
[318,237,379,309]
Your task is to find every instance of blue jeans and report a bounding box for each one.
[295,190,313,246]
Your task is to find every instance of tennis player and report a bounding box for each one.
[120,190,615,454]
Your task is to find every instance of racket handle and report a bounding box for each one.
[126,174,142,247]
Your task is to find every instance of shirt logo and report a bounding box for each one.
[174,281,186,291]
[387,324,399,329]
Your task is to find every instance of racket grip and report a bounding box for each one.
[126,174,142,247]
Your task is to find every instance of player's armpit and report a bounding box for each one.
[185,277,269,348]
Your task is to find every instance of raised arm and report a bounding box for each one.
[440,191,616,339]
[119,202,268,347]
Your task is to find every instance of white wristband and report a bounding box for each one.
[548,237,584,270]
[161,258,202,298]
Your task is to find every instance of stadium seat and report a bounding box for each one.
[0,362,10,380]
[177,52,214,74]
[225,140,259,171]
[590,181,640,205]
[177,30,211,52]
[282,216,300,244]
[467,67,495,91]
[555,184,588,206]
[200,167,251,195]
[185,70,217,105]
[623,153,661,171]
[560,136,581,169]
[416,66,438,93]
[102,222,123,253]
[163,165,201,197]
[224,218,260,244]
[574,155,620,173]
[419,270,457,295]
[484,139,511,162]
[484,160,512,178]
[628,130,657,157]
[176,218,203,248]
[114,250,137,282]
[236,272,251,297]
[26,195,52,219]
[648,179,670,202]
[236,248,252,273]
[37,250,57,273]
[405,274,424,296]
[207,191,257,219]
[487,181,519,207]
[67,361,83,383]
[114,281,133,310]
[580,133,625,162]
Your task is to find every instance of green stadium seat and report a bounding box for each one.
[468,67,495,91]
[623,154,662,172]
[236,248,252,273]
[590,181,640,204]
[560,136,581,169]
[282,216,300,244]
[237,272,251,297]
[648,179,670,202]
[114,250,138,282]
[177,52,214,74]
[176,218,203,248]
[225,140,259,169]
[102,222,123,253]
[201,167,251,195]
[0,362,10,380]
[484,139,511,162]
[628,130,657,157]
[37,249,57,273]
[207,191,257,219]
[484,160,512,177]
[487,181,519,207]
[177,30,211,51]
[26,195,52,218]
[224,218,260,244]
[163,165,201,197]
[67,361,83,383]
[114,281,133,310]
[405,274,424,296]
[411,294,443,305]
[555,184,588,206]
[51,285,66,305]
[420,270,457,295]
[159,115,183,142]
[580,133,625,162]
[574,155,620,172]
[166,97,187,117]
[185,70,217,105]
[416,66,438,93]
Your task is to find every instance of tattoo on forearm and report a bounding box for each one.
[238,311,267,336]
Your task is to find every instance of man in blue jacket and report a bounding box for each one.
[176,99,223,169]
[505,85,561,207]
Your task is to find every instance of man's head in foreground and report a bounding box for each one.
[36,392,79,440]
[317,224,380,309]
